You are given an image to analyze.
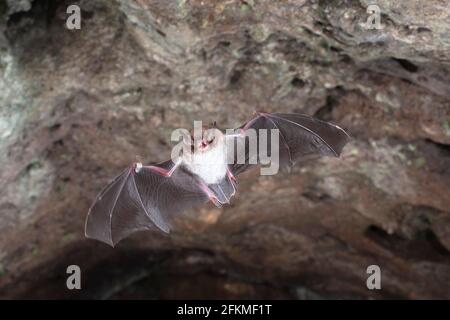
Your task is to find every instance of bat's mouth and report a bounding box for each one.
[198,140,209,151]
[198,136,214,151]
[189,130,215,152]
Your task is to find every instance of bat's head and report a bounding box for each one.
[182,122,225,153]
[183,124,224,154]
[196,127,224,153]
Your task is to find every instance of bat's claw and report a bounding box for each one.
[227,168,237,183]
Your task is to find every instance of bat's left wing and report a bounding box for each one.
[85,160,209,246]
[227,112,350,175]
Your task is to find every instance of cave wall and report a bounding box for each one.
[0,0,449,299]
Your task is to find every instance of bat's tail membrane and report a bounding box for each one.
[207,174,236,204]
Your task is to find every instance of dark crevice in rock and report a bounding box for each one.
[291,77,306,89]
[155,28,166,38]
[229,69,243,88]
[219,41,231,47]
[313,86,345,121]
[417,27,432,33]
[6,0,64,32]
[365,225,450,262]
[357,58,450,98]
[301,187,332,202]
[423,139,450,157]
[392,58,419,73]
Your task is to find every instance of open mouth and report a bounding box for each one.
[199,136,214,150]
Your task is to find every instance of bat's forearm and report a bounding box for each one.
[145,159,181,177]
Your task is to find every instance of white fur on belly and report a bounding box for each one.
[183,145,228,184]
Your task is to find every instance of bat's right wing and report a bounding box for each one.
[85,160,209,246]
[228,112,350,175]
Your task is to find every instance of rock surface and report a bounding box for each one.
[0,0,449,299]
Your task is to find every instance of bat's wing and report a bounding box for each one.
[227,112,350,175]
[85,160,209,246]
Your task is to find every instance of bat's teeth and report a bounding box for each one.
[135,162,143,173]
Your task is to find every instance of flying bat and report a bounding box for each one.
[85,112,349,246]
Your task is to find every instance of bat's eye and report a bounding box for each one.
[208,137,215,144]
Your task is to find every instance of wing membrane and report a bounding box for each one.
[228,112,349,175]
[85,161,209,246]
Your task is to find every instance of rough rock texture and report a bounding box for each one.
[0,0,449,299]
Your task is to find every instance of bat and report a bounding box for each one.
[85,112,350,246]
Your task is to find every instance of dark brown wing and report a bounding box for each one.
[228,112,350,175]
[85,160,209,246]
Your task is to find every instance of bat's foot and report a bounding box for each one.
[198,181,222,208]
[227,169,237,188]
[209,196,222,208]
